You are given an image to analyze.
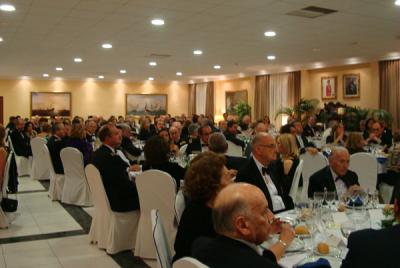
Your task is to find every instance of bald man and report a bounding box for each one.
[192,183,295,267]
[308,147,360,198]
[236,133,294,212]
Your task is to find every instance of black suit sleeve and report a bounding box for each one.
[122,137,141,157]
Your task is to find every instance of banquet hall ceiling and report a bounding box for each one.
[0,0,399,82]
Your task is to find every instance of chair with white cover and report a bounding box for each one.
[226,141,242,157]
[60,147,92,206]
[8,136,31,177]
[174,190,185,225]
[299,152,328,201]
[173,257,209,268]
[30,137,50,180]
[151,209,172,268]
[349,152,378,191]
[85,164,140,254]
[0,153,14,228]
[135,170,177,259]
[43,144,65,201]
[288,159,304,202]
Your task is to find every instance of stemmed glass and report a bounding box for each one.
[325,191,338,210]
[369,189,379,208]
[313,192,324,217]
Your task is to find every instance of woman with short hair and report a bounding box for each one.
[66,123,93,165]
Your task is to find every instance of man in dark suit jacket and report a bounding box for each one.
[91,124,140,212]
[342,189,400,268]
[10,118,32,157]
[85,119,97,143]
[308,147,360,198]
[185,125,211,155]
[293,121,317,154]
[47,123,67,174]
[303,116,317,137]
[116,123,141,158]
[236,133,294,212]
[192,183,295,268]
[224,120,245,148]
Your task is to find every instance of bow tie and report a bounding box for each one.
[262,167,271,176]
[335,176,342,182]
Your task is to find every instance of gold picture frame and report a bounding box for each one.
[343,73,360,99]
[126,94,168,116]
[321,77,337,100]
[30,92,72,117]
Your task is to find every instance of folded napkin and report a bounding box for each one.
[347,196,363,207]
[296,258,331,268]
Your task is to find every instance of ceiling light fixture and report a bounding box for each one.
[98,75,104,79]
[213,65,221,69]
[148,77,154,81]
[0,4,15,12]
[267,55,276,60]
[0,37,3,42]
[55,67,63,71]
[102,43,112,49]
[395,0,400,6]
[264,31,276,37]
[20,76,30,80]
[43,73,49,77]
[74,58,82,63]
[120,69,127,74]
[149,61,157,66]
[176,72,183,76]
[151,19,165,26]
[193,50,203,55]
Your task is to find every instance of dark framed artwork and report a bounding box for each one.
[126,94,168,116]
[343,74,360,98]
[31,92,71,116]
[321,77,337,100]
[225,90,248,112]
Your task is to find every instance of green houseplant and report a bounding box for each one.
[234,101,252,121]
[275,98,320,121]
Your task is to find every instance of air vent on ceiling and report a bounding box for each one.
[286,6,337,19]
[145,53,171,59]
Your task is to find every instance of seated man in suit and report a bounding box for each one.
[192,183,295,267]
[303,115,317,137]
[169,126,186,148]
[224,120,245,149]
[91,124,140,212]
[116,123,141,159]
[366,121,393,150]
[10,118,32,157]
[293,121,318,154]
[186,125,211,154]
[342,189,400,268]
[47,123,67,174]
[308,146,361,198]
[236,133,294,212]
[85,119,97,143]
[208,132,246,172]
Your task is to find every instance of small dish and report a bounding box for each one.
[313,246,341,258]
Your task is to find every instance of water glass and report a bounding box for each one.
[325,191,337,210]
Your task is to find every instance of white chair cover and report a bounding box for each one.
[226,140,242,157]
[8,137,32,177]
[151,209,172,268]
[349,152,378,191]
[60,147,92,206]
[43,144,65,201]
[85,164,140,254]
[30,137,50,180]
[135,170,177,259]
[174,190,185,225]
[179,144,188,155]
[0,153,13,229]
[173,257,209,268]
[289,159,304,202]
[299,152,328,201]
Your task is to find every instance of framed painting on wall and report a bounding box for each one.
[321,77,337,100]
[126,94,168,116]
[31,92,71,117]
[226,90,248,112]
[343,74,360,98]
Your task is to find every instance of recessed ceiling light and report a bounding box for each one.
[193,50,203,55]
[213,65,221,69]
[0,37,3,42]
[267,55,276,60]
[102,43,112,49]
[176,72,183,76]
[395,0,400,6]
[98,75,104,79]
[312,48,321,52]
[74,58,82,63]
[120,69,127,74]
[264,31,276,37]
[151,19,165,26]
[43,73,49,77]
[55,67,63,71]
[149,61,157,66]
[0,4,15,12]
[148,77,154,81]
[21,76,30,80]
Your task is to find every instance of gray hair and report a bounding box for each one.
[188,123,199,135]
[208,133,228,154]
[329,146,349,159]
[116,123,131,131]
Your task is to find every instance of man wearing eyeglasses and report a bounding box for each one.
[236,133,294,213]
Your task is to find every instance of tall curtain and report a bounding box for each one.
[379,59,400,129]
[205,82,214,117]
[288,71,301,107]
[188,84,196,116]
[254,75,270,120]
[269,73,289,128]
[195,83,207,115]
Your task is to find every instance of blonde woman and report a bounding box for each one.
[276,134,301,195]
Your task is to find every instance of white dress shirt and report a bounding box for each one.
[330,168,347,198]
[296,134,305,149]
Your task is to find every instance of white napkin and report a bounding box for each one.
[332,212,348,225]
[279,253,308,268]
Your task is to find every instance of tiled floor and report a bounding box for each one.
[0,176,149,268]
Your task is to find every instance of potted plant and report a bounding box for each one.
[233,101,252,121]
[275,98,320,122]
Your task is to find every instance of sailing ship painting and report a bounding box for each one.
[126,94,167,116]
[31,92,71,116]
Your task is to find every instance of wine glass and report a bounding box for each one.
[369,189,379,208]
[313,192,324,217]
[325,191,338,210]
